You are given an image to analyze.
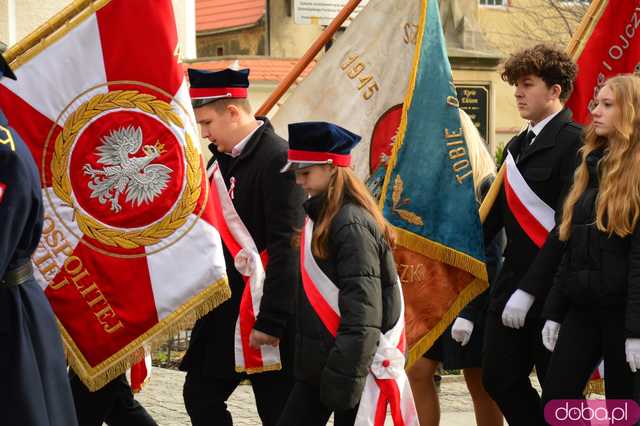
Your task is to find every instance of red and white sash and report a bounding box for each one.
[300,219,418,426]
[504,151,555,248]
[208,162,281,373]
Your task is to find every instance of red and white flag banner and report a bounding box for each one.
[0,0,230,390]
[504,152,555,248]
[300,219,418,426]
[565,0,640,125]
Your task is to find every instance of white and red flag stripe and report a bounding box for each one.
[504,151,555,248]
[0,0,230,390]
[208,163,281,373]
[300,219,418,426]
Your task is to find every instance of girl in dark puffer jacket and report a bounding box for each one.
[277,122,416,426]
[541,75,640,403]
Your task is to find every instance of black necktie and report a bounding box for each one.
[518,130,536,161]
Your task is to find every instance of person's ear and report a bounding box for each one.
[226,104,241,121]
[550,83,562,101]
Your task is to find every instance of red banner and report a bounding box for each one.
[566,0,640,125]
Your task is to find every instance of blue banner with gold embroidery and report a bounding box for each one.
[379,0,488,366]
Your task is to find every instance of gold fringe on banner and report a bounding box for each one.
[406,276,487,368]
[63,277,231,391]
[378,0,427,210]
[378,0,486,283]
[237,363,284,375]
[374,0,489,364]
[3,0,232,392]
[395,227,488,283]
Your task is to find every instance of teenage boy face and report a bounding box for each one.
[514,75,562,125]
[195,104,238,154]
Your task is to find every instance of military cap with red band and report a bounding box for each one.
[187,68,249,108]
[281,122,362,172]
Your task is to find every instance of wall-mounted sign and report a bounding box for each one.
[456,84,490,143]
[293,0,370,26]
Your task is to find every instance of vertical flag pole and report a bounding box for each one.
[255,0,363,116]
[5,0,109,65]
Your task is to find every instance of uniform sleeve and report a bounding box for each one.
[459,230,504,322]
[541,258,571,323]
[0,147,31,277]
[626,224,640,337]
[253,151,305,338]
[320,222,383,411]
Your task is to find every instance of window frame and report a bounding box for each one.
[478,0,510,8]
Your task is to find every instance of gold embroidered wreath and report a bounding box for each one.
[51,90,201,249]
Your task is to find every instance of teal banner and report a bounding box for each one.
[380,0,486,270]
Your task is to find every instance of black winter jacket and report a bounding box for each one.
[543,148,640,337]
[295,195,402,411]
[180,118,305,377]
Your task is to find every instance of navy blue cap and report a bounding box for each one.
[0,54,16,80]
[188,68,249,108]
[281,122,361,172]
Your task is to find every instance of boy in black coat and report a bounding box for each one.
[481,45,582,425]
[180,68,305,426]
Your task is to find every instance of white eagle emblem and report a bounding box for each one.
[83,125,172,213]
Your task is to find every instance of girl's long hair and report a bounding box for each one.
[460,109,496,200]
[312,166,395,259]
[559,74,640,240]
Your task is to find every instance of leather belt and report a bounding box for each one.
[1,262,33,287]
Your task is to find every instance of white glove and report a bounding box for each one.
[541,320,561,352]
[626,338,640,372]
[501,289,535,329]
[451,317,474,346]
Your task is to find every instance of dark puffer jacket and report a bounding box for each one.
[295,194,402,411]
[543,148,640,337]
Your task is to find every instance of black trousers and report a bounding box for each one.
[277,381,358,426]
[69,372,157,426]
[482,311,550,426]
[183,367,293,426]
[542,307,634,404]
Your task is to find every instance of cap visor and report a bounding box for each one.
[280,161,294,173]
[191,98,217,109]
[280,161,317,173]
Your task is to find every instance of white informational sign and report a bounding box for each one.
[293,0,371,26]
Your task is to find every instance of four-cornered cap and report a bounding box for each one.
[0,54,16,80]
[188,68,249,108]
[281,122,361,172]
